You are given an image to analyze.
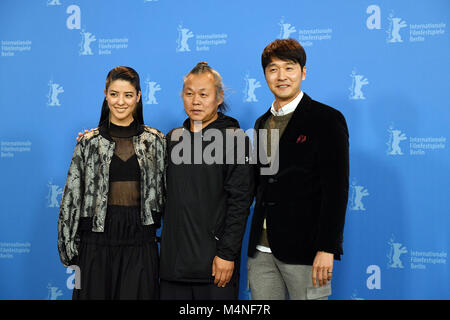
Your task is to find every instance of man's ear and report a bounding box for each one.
[302,66,307,81]
[218,90,224,106]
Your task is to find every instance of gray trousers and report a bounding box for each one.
[247,251,331,300]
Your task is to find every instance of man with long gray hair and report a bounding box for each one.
[159,62,254,300]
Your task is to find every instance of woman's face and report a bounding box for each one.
[105,79,141,126]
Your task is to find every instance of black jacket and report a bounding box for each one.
[160,113,254,283]
[248,93,349,265]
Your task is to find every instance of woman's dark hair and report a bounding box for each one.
[98,66,143,126]
[261,39,307,73]
[183,62,229,113]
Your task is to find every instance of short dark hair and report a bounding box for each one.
[99,66,143,126]
[261,39,307,73]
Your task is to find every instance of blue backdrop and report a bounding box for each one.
[1,0,449,300]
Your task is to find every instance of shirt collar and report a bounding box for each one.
[270,91,303,116]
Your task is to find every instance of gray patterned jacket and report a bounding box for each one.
[57,124,166,267]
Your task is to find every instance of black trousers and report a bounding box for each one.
[160,278,239,300]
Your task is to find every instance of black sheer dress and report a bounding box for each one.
[72,120,159,300]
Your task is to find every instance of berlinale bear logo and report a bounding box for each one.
[243,74,261,103]
[176,24,194,52]
[387,125,407,155]
[279,17,297,39]
[143,76,161,105]
[349,70,369,100]
[47,80,64,107]
[387,235,408,269]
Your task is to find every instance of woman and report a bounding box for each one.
[57,66,166,299]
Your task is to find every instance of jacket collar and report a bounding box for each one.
[182,112,240,132]
[270,91,304,116]
[256,92,313,131]
[98,120,145,142]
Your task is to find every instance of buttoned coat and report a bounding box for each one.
[248,93,349,265]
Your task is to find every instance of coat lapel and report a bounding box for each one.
[279,93,313,145]
[254,108,272,131]
[254,93,314,173]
